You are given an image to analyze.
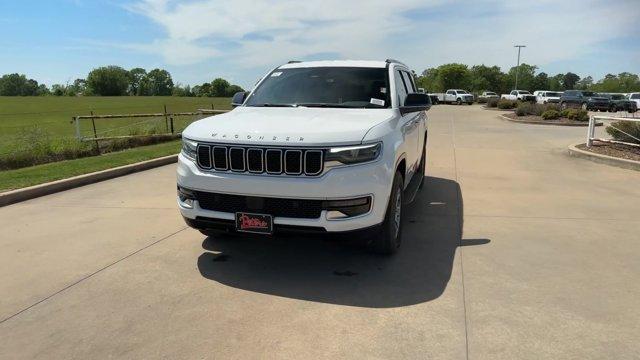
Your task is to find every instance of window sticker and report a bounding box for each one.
[271,72,282,77]
[370,98,385,106]
[380,87,387,94]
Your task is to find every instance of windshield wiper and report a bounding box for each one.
[296,103,356,108]
[250,103,296,107]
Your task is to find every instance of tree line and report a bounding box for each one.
[2,63,638,97]
[416,63,640,94]
[0,66,245,97]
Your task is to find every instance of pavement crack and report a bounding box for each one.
[0,227,188,325]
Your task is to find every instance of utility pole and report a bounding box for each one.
[514,45,526,90]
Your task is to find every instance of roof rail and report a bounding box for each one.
[385,58,408,67]
[287,60,301,64]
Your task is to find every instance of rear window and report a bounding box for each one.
[632,94,640,99]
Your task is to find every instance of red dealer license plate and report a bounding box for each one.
[235,212,273,234]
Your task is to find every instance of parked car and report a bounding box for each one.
[419,88,440,105]
[560,90,610,111]
[478,91,499,102]
[627,93,640,110]
[177,59,430,254]
[534,91,562,104]
[501,90,536,102]
[604,93,637,113]
[431,89,474,105]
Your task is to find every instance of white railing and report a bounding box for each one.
[587,114,640,147]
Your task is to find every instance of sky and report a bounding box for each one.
[0,0,638,89]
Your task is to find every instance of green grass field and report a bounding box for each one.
[0,96,231,154]
[0,140,181,192]
[0,96,231,191]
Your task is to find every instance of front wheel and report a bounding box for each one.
[369,171,404,255]
[581,102,588,111]
[456,98,462,105]
[560,102,567,110]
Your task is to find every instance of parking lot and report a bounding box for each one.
[1,105,639,359]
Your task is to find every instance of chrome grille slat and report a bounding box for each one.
[196,145,212,169]
[229,147,246,172]
[284,150,303,175]
[196,144,324,176]
[265,149,283,174]
[212,146,228,170]
[246,148,264,173]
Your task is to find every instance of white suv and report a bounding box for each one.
[177,59,430,254]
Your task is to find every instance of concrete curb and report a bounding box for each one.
[498,114,602,127]
[567,143,640,171]
[0,154,178,207]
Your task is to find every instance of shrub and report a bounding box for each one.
[606,121,640,145]
[516,102,545,116]
[487,98,499,108]
[541,110,560,120]
[497,99,517,109]
[477,97,487,104]
[565,109,589,122]
[545,103,560,112]
[560,108,571,118]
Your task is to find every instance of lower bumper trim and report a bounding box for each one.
[184,216,381,236]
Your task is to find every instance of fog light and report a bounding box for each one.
[323,196,371,219]
[177,186,195,209]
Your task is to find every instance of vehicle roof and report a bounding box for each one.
[279,60,389,69]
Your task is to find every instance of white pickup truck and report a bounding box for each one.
[501,90,536,102]
[177,59,430,254]
[430,89,474,105]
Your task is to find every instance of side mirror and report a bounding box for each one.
[400,93,431,115]
[231,91,248,107]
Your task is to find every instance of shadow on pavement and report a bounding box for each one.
[197,176,489,308]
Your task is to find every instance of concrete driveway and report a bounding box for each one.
[1,105,639,359]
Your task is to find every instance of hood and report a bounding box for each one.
[182,106,396,146]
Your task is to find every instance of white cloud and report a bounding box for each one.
[120,0,638,82]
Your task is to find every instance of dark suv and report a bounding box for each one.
[603,93,637,113]
[560,90,610,111]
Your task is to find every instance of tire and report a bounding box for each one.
[370,171,404,255]
[609,106,616,113]
[456,98,462,105]
[560,102,567,110]
[581,102,588,111]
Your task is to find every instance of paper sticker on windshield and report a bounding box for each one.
[380,87,387,94]
[271,72,282,77]
[370,98,385,106]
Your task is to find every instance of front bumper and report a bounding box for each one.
[177,153,393,232]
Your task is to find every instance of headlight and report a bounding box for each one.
[325,142,382,165]
[181,137,197,161]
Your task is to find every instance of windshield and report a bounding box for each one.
[583,91,596,97]
[610,94,624,100]
[519,91,531,94]
[456,90,469,94]
[486,92,496,95]
[245,67,390,108]
[546,92,561,97]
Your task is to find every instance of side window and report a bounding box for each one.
[401,71,416,93]
[394,70,408,106]
[511,91,516,95]
[447,90,454,95]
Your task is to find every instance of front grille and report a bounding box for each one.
[194,191,323,219]
[198,144,324,176]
